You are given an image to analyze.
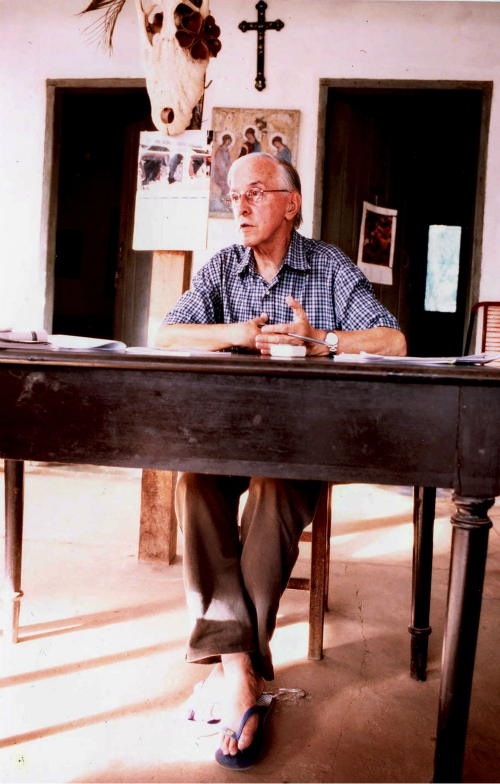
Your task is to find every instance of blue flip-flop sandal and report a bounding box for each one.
[215,693,274,770]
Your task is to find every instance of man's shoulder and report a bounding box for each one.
[196,244,248,277]
[207,243,247,265]
[210,243,247,261]
[297,233,354,266]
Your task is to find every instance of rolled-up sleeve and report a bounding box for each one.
[162,262,222,325]
[333,261,400,331]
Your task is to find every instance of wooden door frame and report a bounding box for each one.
[312,79,493,328]
[40,78,147,332]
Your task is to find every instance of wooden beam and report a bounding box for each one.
[139,467,178,564]
[139,250,192,562]
[147,250,192,346]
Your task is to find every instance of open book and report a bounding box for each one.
[49,335,126,352]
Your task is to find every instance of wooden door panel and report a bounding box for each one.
[321,88,483,357]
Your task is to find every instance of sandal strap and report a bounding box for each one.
[221,695,274,741]
[221,726,238,739]
[222,705,260,741]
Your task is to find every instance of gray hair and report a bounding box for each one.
[227,152,303,229]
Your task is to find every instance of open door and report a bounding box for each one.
[320,85,489,356]
[113,117,155,346]
[49,86,152,342]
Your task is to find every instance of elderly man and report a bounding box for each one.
[155,153,406,769]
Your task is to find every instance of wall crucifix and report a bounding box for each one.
[239,1,284,91]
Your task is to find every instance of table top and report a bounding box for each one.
[1,347,500,385]
[1,349,499,497]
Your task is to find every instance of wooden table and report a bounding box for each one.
[1,349,499,782]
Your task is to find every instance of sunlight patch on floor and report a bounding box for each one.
[331,484,415,524]
[271,621,310,668]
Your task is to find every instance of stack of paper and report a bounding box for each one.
[336,352,500,366]
[126,346,232,357]
[0,331,126,352]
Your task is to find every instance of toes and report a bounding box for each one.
[219,713,258,756]
[220,733,238,756]
[237,713,258,750]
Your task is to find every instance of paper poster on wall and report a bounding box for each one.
[132,130,211,251]
[357,201,398,286]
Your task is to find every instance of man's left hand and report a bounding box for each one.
[255,295,328,355]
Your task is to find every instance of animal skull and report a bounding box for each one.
[133,0,221,135]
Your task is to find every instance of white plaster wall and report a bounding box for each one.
[1,0,500,328]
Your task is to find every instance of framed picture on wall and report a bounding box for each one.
[209,107,300,217]
[357,201,398,285]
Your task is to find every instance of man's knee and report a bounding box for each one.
[248,477,321,514]
[176,471,204,496]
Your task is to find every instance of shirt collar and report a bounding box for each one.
[235,230,310,276]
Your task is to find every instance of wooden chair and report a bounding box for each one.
[286,482,437,681]
[464,301,500,354]
[287,482,332,661]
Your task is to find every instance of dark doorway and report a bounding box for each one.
[52,89,153,339]
[320,85,489,356]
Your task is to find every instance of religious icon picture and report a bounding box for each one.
[209,107,300,216]
[357,201,398,286]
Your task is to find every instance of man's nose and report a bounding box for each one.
[237,195,251,214]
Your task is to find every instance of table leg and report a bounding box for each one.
[409,486,436,681]
[308,482,329,661]
[433,494,494,783]
[3,459,25,644]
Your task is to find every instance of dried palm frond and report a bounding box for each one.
[78,0,128,52]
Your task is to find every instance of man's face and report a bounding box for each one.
[230,156,293,248]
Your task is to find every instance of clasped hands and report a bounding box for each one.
[245,295,329,356]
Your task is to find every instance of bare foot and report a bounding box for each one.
[197,662,224,703]
[183,662,225,727]
[219,653,265,756]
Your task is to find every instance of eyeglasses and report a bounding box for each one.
[223,188,291,208]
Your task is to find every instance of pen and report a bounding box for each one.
[257,328,332,348]
[257,325,329,347]
[286,333,331,348]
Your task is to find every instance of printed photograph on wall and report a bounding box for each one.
[357,201,398,285]
[209,108,300,216]
[132,129,211,250]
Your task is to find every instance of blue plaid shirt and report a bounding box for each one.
[163,230,400,332]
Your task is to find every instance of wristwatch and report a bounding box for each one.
[325,331,339,355]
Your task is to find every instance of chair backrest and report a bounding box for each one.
[463,302,500,354]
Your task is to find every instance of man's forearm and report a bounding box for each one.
[155,322,241,351]
[332,326,407,356]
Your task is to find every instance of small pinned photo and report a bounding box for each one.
[357,201,398,286]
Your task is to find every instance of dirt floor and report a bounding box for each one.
[1,463,499,783]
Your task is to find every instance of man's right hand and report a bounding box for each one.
[155,314,269,352]
[232,313,269,350]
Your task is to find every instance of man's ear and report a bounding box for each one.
[285,191,301,222]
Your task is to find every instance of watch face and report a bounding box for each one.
[326,332,338,347]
